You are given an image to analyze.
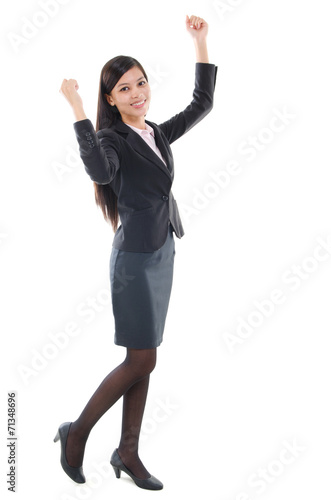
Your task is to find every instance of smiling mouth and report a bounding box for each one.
[131,99,146,108]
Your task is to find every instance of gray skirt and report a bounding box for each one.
[109,224,175,349]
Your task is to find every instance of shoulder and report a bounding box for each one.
[95,126,123,159]
[96,128,118,140]
[97,126,121,144]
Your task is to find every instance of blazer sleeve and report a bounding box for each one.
[73,119,120,184]
[157,62,218,144]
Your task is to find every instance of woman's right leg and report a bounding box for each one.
[117,373,151,478]
[65,347,156,469]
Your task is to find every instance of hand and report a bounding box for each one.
[59,78,84,110]
[186,15,208,42]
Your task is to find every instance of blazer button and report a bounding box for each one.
[162,195,169,201]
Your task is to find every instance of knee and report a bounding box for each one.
[140,357,156,378]
[125,348,157,379]
[138,349,157,378]
[144,350,157,375]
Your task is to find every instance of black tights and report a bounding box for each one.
[65,348,157,479]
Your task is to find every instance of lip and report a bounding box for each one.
[131,99,146,108]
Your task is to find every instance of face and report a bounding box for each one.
[106,66,151,127]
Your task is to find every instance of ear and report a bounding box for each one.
[105,93,115,106]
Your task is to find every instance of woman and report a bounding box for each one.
[55,14,217,491]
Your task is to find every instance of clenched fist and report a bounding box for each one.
[59,78,86,121]
[59,78,83,110]
[186,15,209,41]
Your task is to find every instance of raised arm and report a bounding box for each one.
[59,79,120,184]
[157,15,217,144]
[186,14,209,63]
[59,78,87,122]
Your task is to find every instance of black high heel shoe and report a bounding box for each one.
[110,449,163,490]
[54,422,86,484]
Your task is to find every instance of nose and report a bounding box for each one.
[131,89,144,99]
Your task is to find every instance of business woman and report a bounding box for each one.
[55,15,217,491]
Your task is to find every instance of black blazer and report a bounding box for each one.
[73,62,218,252]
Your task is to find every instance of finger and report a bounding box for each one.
[186,14,195,29]
[70,79,79,91]
[189,16,202,30]
[187,15,195,28]
[59,78,67,92]
[67,79,79,91]
[190,15,198,28]
[59,79,79,95]
[198,17,207,29]
[195,17,203,30]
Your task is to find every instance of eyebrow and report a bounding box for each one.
[117,76,145,88]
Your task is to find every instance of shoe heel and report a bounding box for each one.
[54,431,60,443]
[112,465,121,479]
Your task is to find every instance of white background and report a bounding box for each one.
[1,0,331,499]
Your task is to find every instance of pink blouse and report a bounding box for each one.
[125,122,167,166]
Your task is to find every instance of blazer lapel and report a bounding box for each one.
[147,121,174,174]
[112,120,173,179]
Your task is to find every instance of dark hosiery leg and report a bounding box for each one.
[65,348,157,468]
[117,374,151,479]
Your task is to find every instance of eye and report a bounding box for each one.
[120,86,129,92]
[139,80,146,86]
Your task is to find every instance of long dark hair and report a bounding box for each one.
[93,55,148,232]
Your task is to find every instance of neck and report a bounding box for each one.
[122,116,146,130]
